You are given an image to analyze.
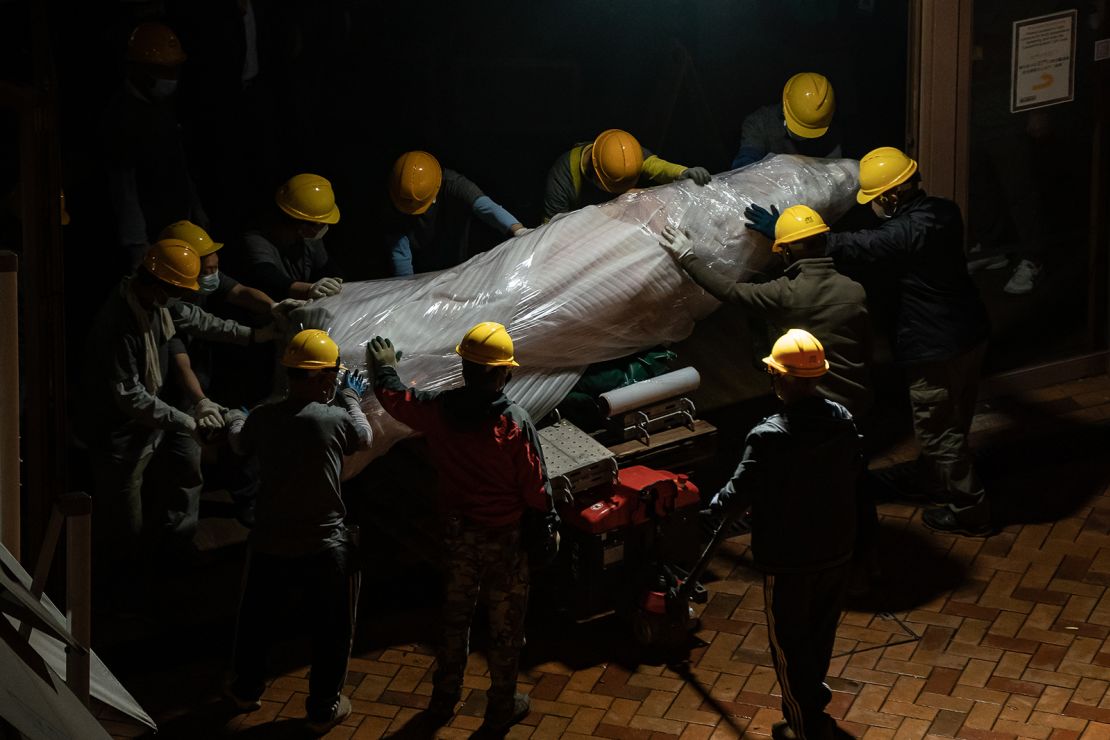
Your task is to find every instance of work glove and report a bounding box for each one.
[679,166,712,186]
[340,367,368,400]
[744,203,779,239]
[366,336,399,370]
[511,226,533,238]
[308,277,343,299]
[659,225,696,261]
[224,408,248,428]
[194,397,228,431]
[270,298,307,319]
[252,323,279,343]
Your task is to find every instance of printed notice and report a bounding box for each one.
[1011,9,1077,112]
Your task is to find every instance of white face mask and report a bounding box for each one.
[871,200,893,220]
[311,224,329,241]
[197,272,220,294]
[149,78,178,100]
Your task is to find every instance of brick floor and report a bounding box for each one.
[99,375,1110,739]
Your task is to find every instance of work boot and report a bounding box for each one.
[305,694,351,735]
[482,692,530,732]
[922,505,992,537]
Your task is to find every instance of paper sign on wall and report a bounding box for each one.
[1011,9,1077,112]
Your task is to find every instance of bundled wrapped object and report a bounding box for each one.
[302,155,859,477]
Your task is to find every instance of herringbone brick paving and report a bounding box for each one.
[102,374,1110,739]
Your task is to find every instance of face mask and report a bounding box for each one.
[309,224,329,241]
[149,78,178,100]
[197,272,220,294]
[871,200,893,220]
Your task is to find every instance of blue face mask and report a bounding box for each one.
[197,272,220,295]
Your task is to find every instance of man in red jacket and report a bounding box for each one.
[368,322,552,733]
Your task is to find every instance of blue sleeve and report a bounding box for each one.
[472,195,519,235]
[389,234,414,276]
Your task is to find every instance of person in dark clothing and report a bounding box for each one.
[749,146,992,536]
[76,239,275,585]
[730,72,843,170]
[386,150,530,276]
[660,205,880,593]
[101,21,208,270]
[704,328,860,740]
[242,173,344,300]
[367,322,553,733]
[225,329,373,735]
[542,128,711,222]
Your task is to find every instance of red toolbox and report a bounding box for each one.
[561,465,700,534]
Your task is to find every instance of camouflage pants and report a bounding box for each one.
[433,516,529,711]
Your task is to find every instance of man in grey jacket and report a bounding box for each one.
[78,239,277,590]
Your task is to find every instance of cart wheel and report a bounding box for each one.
[632,609,658,646]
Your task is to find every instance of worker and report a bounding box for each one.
[660,206,880,594]
[224,330,372,734]
[386,151,530,276]
[100,21,208,270]
[702,329,860,740]
[747,146,992,536]
[731,72,842,170]
[159,220,302,524]
[76,239,278,594]
[367,323,552,733]
[242,173,345,301]
[542,128,712,222]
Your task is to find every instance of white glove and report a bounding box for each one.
[252,323,279,343]
[511,226,533,238]
[308,277,343,298]
[270,298,307,319]
[194,398,228,431]
[680,166,712,186]
[659,225,696,261]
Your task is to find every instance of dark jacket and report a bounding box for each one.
[385,169,484,275]
[374,366,550,527]
[712,397,860,574]
[242,229,342,299]
[825,193,990,364]
[680,254,874,418]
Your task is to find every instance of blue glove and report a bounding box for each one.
[744,203,779,239]
[340,367,368,399]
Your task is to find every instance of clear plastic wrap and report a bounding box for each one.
[299,154,860,477]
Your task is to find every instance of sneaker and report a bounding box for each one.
[223,685,262,713]
[305,694,352,735]
[1003,259,1041,294]
[967,244,1010,273]
[482,692,530,731]
[922,506,992,537]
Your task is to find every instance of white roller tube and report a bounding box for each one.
[599,366,701,417]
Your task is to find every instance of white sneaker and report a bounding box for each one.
[1003,259,1041,294]
[966,243,1009,273]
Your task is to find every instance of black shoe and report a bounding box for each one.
[482,692,530,732]
[922,506,992,537]
[426,691,459,720]
[870,466,949,505]
[223,684,262,713]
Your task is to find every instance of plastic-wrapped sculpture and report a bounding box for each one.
[302,154,859,476]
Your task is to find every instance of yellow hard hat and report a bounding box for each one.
[763,328,829,378]
[126,21,187,67]
[281,329,340,369]
[60,190,70,226]
[455,321,520,367]
[389,151,443,216]
[143,238,200,291]
[856,146,918,204]
[772,205,829,252]
[590,129,643,194]
[275,174,340,224]
[782,72,835,139]
[159,220,222,257]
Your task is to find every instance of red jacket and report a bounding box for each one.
[375,365,550,527]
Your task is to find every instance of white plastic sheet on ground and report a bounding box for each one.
[300,154,859,478]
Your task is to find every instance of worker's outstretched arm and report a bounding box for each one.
[337,368,374,451]
[825,217,920,267]
[109,334,196,435]
[472,195,526,237]
[708,432,771,526]
[170,301,252,344]
[387,234,414,276]
[659,226,785,312]
[368,337,441,432]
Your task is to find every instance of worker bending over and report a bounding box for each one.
[704,329,860,740]
[225,329,373,734]
[386,150,530,276]
[543,128,711,222]
[731,72,842,169]
[368,322,552,733]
